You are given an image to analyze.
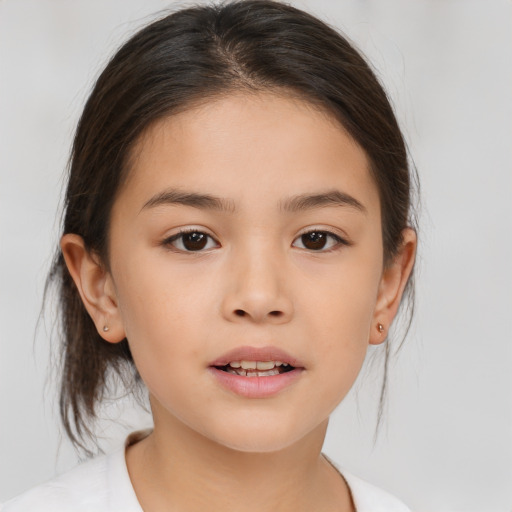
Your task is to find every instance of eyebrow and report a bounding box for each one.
[142,189,236,213]
[279,190,366,214]
[141,188,366,215]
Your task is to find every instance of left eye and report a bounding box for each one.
[164,230,219,252]
[292,230,345,251]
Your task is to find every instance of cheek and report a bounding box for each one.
[112,252,225,385]
[115,247,211,328]
[299,250,382,389]
[113,259,197,361]
[302,252,381,335]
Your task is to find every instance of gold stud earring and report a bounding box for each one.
[377,323,384,333]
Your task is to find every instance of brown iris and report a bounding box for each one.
[301,231,328,250]
[182,232,208,251]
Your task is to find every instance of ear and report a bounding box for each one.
[370,228,417,345]
[60,234,126,343]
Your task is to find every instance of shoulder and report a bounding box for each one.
[342,471,411,512]
[1,454,109,512]
[323,453,410,512]
[1,430,146,512]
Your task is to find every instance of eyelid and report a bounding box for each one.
[161,226,351,253]
[296,226,351,243]
[292,227,352,252]
[162,227,220,252]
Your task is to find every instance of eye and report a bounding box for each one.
[292,230,347,252]
[163,229,219,252]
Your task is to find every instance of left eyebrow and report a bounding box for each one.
[279,190,367,215]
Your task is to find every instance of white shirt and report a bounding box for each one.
[2,432,410,512]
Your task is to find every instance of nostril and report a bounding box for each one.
[233,309,282,318]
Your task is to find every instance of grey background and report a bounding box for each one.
[1,1,511,510]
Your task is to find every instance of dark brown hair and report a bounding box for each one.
[47,0,417,452]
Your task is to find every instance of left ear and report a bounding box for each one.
[370,228,417,345]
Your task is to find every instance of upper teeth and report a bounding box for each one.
[229,361,287,370]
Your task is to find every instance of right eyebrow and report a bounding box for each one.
[141,189,236,213]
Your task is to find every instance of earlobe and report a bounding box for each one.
[60,234,126,343]
[370,228,417,345]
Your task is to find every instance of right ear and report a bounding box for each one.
[60,234,126,343]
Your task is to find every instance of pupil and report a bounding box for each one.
[183,232,207,251]
[302,232,326,250]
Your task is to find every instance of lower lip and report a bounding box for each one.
[209,367,304,398]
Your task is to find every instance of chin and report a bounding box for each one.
[205,418,321,454]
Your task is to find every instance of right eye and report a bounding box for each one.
[163,229,219,252]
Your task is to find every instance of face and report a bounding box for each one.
[107,92,388,452]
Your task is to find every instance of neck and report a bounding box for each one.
[126,414,353,512]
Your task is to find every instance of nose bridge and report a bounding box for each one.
[222,234,293,323]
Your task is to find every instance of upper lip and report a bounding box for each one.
[210,346,303,368]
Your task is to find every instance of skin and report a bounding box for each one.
[62,92,416,512]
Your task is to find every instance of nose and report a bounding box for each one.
[221,245,294,325]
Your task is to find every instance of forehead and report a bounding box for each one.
[120,91,379,216]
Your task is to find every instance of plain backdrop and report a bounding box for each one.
[1,1,511,510]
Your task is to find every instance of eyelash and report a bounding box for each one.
[162,228,350,253]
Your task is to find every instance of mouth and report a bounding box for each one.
[209,345,303,373]
[214,360,295,378]
[208,346,304,398]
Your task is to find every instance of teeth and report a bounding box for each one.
[225,367,282,377]
[259,369,279,376]
[256,361,275,370]
[245,369,280,377]
[228,360,285,370]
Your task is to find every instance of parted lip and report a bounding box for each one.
[209,345,303,368]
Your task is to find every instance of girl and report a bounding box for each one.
[2,1,417,510]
